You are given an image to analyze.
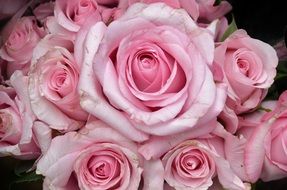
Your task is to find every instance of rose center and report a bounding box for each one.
[183,155,201,171]
[94,162,110,179]
[237,59,249,75]
[69,0,97,24]
[7,30,27,50]
[49,70,68,93]
[139,54,155,69]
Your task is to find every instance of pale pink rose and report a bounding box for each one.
[37,120,143,190]
[78,3,227,142]
[29,34,88,131]
[244,94,287,182]
[161,131,246,190]
[0,71,40,159]
[54,0,101,33]
[139,121,247,190]
[0,17,45,65]
[214,30,278,114]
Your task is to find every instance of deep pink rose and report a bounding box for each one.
[54,0,101,32]
[29,34,88,131]
[0,17,44,65]
[37,120,143,190]
[214,30,278,114]
[78,3,227,142]
[0,71,40,159]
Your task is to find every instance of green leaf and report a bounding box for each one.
[274,61,287,80]
[9,171,43,190]
[14,160,35,177]
[276,61,287,73]
[214,0,222,6]
[221,16,238,42]
[251,182,257,190]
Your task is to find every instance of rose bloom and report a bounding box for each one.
[29,34,88,131]
[224,94,287,183]
[53,0,101,32]
[0,71,40,159]
[78,3,227,142]
[139,121,247,190]
[0,16,44,65]
[214,30,278,115]
[37,120,143,190]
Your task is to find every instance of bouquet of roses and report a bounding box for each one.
[0,0,287,189]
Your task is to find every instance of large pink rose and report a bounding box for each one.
[37,120,143,190]
[214,30,278,114]
[29,34,88,131]
[0,16,44,65]
[78,3,227,142]
[0,71,40,159]
[54,0,101,32]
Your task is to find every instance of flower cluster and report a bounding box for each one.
[0,0,285,190]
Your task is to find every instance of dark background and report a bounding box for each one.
[227,0,287,43]
[0,0,287,189]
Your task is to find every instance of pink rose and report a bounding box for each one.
[78,3,227,142]
[139,121,248,189]
[37,120,143,190]
[0,16,44,65]
[0,71,39,159]
[243,94,287,182]
[54,0,101,32]
[157,124,247,190]
[29,34,88,131]
[214,30,278,114]
[223,96,287,183]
